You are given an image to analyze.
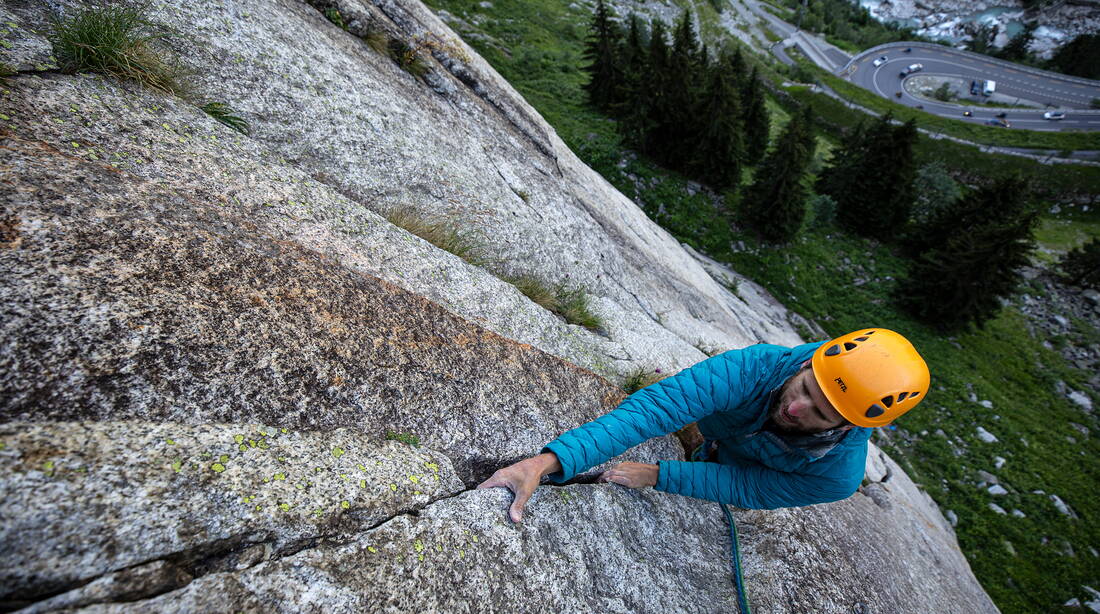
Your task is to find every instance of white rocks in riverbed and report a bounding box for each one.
[988,503,1007,515]
[1011,509,1026,518]
[1068,390,1093,411]
[994,456,1006,469]
[979,400,993,409]
[1051,494,1079,519]
[976,427,998,443]
[988,485,1008,496]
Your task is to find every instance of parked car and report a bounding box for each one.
[985,118,1011,128]
[873,55,888,67]
[1044,111,1066,120]
[970,80,979,95]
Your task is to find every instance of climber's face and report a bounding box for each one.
[768,366,851,434]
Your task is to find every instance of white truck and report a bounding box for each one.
[982,80,996,96]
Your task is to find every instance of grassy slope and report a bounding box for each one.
[424,0,1100,610]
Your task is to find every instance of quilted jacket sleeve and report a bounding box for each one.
[543,345,779,482]
[654,457,863,509]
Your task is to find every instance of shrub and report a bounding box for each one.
[201,102,249,135]
[324,8,348,30]
[1059,238,1100,289]
[48,5,183,94]
[932,82,954,102]
[387,38,430,77]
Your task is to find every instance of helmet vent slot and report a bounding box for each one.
[865,404,886,418]
[909,391,921,399]
[897,391,909,402]
[824,344,841,356]
[855,336,869,342]
[864,330,875,335]
[843,342,858,351]
[882,395,894,408]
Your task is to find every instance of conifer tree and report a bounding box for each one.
[817,114,917,240]
[582,0,623,112]
[740,67,770,165]
[637,19,670,155]
[690,49,744,189]
[615,14,652,146]
[898,176,1037,330]
[658,13,701,164]
[738,105,816,242]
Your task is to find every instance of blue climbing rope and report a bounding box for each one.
[693,441,752,614]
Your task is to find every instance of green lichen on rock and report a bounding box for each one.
[332,447,345,458]
[211,462,226,473]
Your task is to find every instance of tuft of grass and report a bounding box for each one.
[365,29,389,54]
[621,365,666,394]
[384,430,420,447]
[201,102,249,135]
[555,285,602,331]
[383,208,492,267]
[501,273,605,332]
[502,273,558,311]
[48,5,183,94]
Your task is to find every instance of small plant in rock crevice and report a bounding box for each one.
[201,102,249,135]
[323,8,349,30]
[48,4,184,95]
[385,431,420,447]
[621,365,666,394]
[499,273,605,332]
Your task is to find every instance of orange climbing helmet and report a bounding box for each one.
[811,328,930,428]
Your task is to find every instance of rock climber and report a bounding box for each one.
[478,328,929,522]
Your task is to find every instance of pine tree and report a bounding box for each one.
[690,48,744,189]
[997,22,1038,62]
[656,12,700,165]
[740,67,770,165]
[1048,33,1100,79]
[615,14,652,146]
[739,105,816,242]
[898,176,1037,330]
[817,114,917,240]
[582,0,624,112]
[637,19,670,156]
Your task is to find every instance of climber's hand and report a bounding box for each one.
[597,462,659,489]
[476,452,561,523]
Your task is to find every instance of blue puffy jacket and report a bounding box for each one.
[543,342,871,509]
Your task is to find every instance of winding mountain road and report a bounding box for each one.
[845,42,1100,133]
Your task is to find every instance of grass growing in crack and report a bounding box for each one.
[385,431,420,447]
[502,273,558,311]
[556,285,601,331]
[48,5,183,94]
[201,102,249,135]
[500,273,604,332]
[365,28,389,54]
[621,365,666,394]
[383,208,492,267]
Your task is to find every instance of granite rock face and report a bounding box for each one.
[1,0,801,386]
[0,0,1000,611]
